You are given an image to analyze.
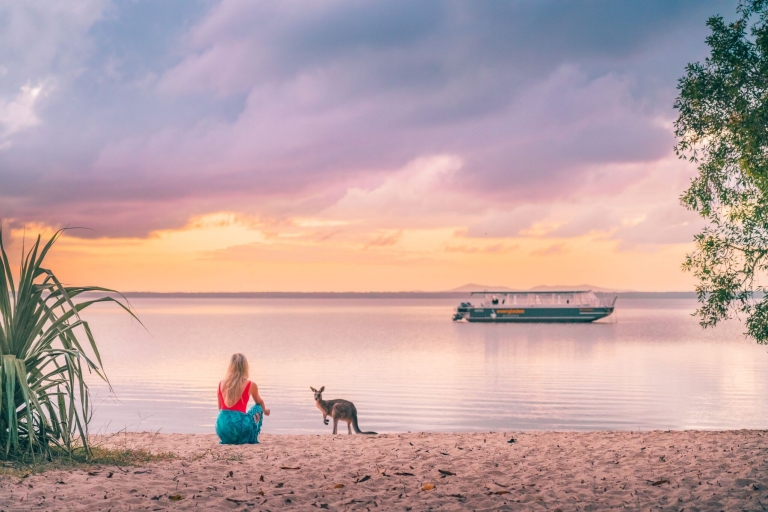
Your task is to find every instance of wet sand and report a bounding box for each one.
[1,430,767,510]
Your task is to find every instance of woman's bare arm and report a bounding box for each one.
[250,382,270,416]
[217,382,223,410]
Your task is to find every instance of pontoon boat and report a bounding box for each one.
[452,290,616,323]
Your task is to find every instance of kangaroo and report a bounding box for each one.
[310,386,377,435]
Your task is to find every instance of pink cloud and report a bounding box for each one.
[0,0,717,252]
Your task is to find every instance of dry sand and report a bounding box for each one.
[1,430,767,510]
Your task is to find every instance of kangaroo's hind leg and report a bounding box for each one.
[347,421,352,434]
[331,403,343,434]
[331,406,339,434]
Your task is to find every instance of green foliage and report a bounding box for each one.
[0,228,139,458]
[676,0,768,342]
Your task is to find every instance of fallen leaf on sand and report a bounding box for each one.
[334,484,345,489]
[134,470,151,474]
[280,466,300,470]
[495,490,510,495]
[438,469,455,476]
[106,472,113,479]
[449,494,465,498]
[151,495,163,501]
[259,475,264,482]
[257,490,265,496]
[395,472,415,476]
[650,478,670,486]
[226,498,248,504]
[422,483,435,491]
[227,471,233,477]
[169,494,183,501]
[275,483,284,488]
[356,475,371,483]
[508,438,516,443]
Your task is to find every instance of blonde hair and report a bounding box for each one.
[221,353,249,406]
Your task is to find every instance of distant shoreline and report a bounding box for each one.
[120,291,699,299]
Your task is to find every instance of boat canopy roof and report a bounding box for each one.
[469,290,593,295]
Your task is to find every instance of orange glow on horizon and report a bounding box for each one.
[3,215,695,293]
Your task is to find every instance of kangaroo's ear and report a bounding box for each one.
[319,386,325,393]
[310,387,317,392]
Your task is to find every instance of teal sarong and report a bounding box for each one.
[215,404,263,444]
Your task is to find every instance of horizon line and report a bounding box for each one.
[113,290,698,297]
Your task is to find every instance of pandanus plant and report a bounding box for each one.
[0,228,138,458]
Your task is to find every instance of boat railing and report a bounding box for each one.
[471,292,617,309]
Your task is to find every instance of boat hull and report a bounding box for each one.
[454,306,614,323]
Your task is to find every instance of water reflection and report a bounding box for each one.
[83,298,768,434]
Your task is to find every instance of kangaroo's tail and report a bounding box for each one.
[352,412,377,435]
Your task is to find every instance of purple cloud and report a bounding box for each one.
[0,0,734,244]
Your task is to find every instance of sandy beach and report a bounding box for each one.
[1,430,767,510]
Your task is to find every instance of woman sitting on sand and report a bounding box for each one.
[216,353,270,444]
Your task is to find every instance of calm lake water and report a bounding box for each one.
[84,298,768,434]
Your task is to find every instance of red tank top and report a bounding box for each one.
[218,381,250,413]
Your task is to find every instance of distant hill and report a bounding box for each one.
[449,283,632,293]
[529,284,633,293]
[448,283,515,292]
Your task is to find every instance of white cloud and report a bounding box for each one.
[0,80,52,149]
[0,1,107,148]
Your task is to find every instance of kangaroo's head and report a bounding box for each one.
[310,386,325,401]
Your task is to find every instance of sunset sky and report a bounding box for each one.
[0,0,735,292]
